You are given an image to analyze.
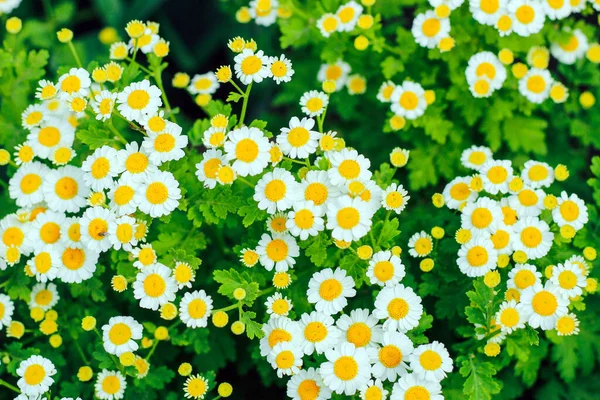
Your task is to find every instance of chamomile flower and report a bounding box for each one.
[518,68,552,103]
[266,292,293,317]
[512,217,553,259]
[36,80,58,100]
[256,232,299,272]
[224,126,271,177]
[117,142,158,182]
[507,263,542,291]
[550,262,586,298]
[521,160,554,188]
[16,355,57,397]
[461,146,493,171]
[495,300,528,333]
[21,104,46,129]
[80,206,115,252]
[286,200,325,240]
[408,231,434,258]
[142,122,188,164]
[326,196,373,242]
[442,177,477,210]
[466,51,507,90]
[14,142,36,166]
[300,170,341,211]
[260,316,301,357]
[133,263,178,310]
[188,73,219,95]
[508,0,545,37]
[240,248,259,267]
[101,316,143,356]
[30,245,60,282]
[307,268,356,315]
[110,41,130,59]
[117,79,162,122]
[555,313,580,336]
[43,165,89,213]
[366,250,406,287]
[268,342,304,378]
[286,367,332,400]
[131,244,158,269]
[543,0,572,20]
[481,159,513,195]
[336,1,363,32]
[266,212,289,234]
[57,244,98,283]
[91,90,117,121]
[179,290,213,328]
[377,81,396,103]
[173,262,195,289]
[410,341,453,382]
[320,342,371,396]
[29,282,59,311]
[203,127,228,149]
[57,68,91,99]
[298,311,341,355]
[250,0,279,26]
[469,0,508,25]
[300,90,329,117]
[317,13,341,37]
[0,294,14,330]
[457,237,498,277]
[8,162,49,208]
[234,49,270,85]
[278,117,320,159]
[317,60,352,91]
[521,282,569,330]
[374,284,423,332]
[360,379,389,400]
[337,308,382,349]
[107,175,139,216]
[139,111,167,135]
[328,148,372,186]
[95,370,126,400]
[381,183,410,214]
[412,11,450,49]
[390,81,427,120]
[27,119,75,159]
[135,171,181,218]
[368,331,414,382]
[552,191,588,231]
[488,222,514,255]
[267,54,294,84]
[346,74,367,95]
[391,374,443,400]
[81,146,121,191]
[27,210,65,248]
[509,188,545,217]
[108,215,138,251]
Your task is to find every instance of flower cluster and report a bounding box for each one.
[236,0,293,27]
[317,59,367,96]
[377,80,435,126]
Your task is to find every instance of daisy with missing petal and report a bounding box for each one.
[139,111,168,135]
[286,200,325,240]
[36,79,58,100]
[508,187,545,217]
[234,49,270,85]
[266,212,289,235]
[300,170,341,212]
[555,313,580,336]
[286,367,332,400]
[14,142,36,166]
[131,244,158,269]
[469,0,508,25]
[377,81,396,103]
[298,311,342,355]
[173,262,195,289]
[457,237,498,277]
[108,215,138,251]
[336,1,363,32]
[317,60,352,91]
[408,231,434,258]
[224,126,271,177]
[136,171,181,218]
[317,13,341,37]
[337,308,382,350]
[240,248,259,268]
[366,250,406,287]
[410,341,453,382]
[9,162,50,208]
[442,177,477,210]
[552,191,588,231]
[256,232,299,272]
[29,282,59,311]
[390,81,427,120]
[374,284,423,332]
[27,210,65,248]
[179,290,213,328]
[321,342,371,396]
[277,117,320,159]
[512,217,553,259]
[461,145,493,171]
[0,293,14,330]
[188,73,219,95]
[507,263,542,291]
[466,51,507,90]
[80,206,115,252]
[142,122,188,164]
[300,90,329,117]
[412,10,450,49]
[102,315,143,356]
[328,148,372,186]
[268,342,304,378]
[521,160,554,188]
[82,146,121,191]
[43,165,89,214]
[508,0,545,37]
[92,90,117,121]
[117,79,162,122]
[57,244,99,283]
[27,118,75,159]
[267,54,294,84]
[133,263,178,310]
[496,299,528,333]
[30,245,60,282]
[307,268,356,315]
[266,292,293,318]
[391,374,443,400]
[543,0,571,20]
[117,142,158,182]
[520,282,568,330]
[519,68,552,103]
[95,370,126,400]
[369,331,414,382]
[16,355,57,397]
[259,316,301,357]
[57,68,91,99]
[381,183,410,214]
[550,262,586,298]
[326,196,373,242]
[107,175,139,216]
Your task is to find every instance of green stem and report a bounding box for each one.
[229,79,245,95]
[107,120,128,145]
[283,156,307,166]
[375,211,392,248]
[238,83,253,128]
[71,333,90,364]
[127,57,152,75]
[153,68,177,123]
[0,378,20,393]
[318,102,329,133]
[236,177,254,188]
[211,302,242,314]
[67,41,83,68]
[383,43,402,56]
[146,339,159,361]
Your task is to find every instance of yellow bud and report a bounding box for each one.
[0,149,10,165]
[512,63,528,79]
[391,246,402,257]
[233,288,247,301]
[390,115,406,131]
[99,27,119,45]
[560,225,576,239]
[45,310,58,321]
[580,92,595,109]
[77,366,93,382]
[431,227,445,239]
[178,362,193,376]
[196,94,211,107]
[469,176,484,192]
[513,250,528,264]
[57,28,74,43]
[438,37,455,52]
[390,148,409,167]
[92,67,108,83]
[154,326,169,341]
[31,307,45,322]
[505,288,521,302]
[586,43,600,63]
[357,15,374,30]
[82,316,97,331]
[586,278,597,293]
[40,319,58,335]
[484,342,501,357]
[216,66,232,83]
[212,311,229,328]
[357,245,373,260]
[236,7,252,23]
[7,321,25,339]
[484,271,501,288]
[334,239,352,249]
[322,80,336,94]
[544,265,554,279]
[6,17,22,34]
[432,193,445,208]
[498,49,514,65]
[424,90,436,105]
[160,303,178,320]
[420,258,435,272]
[583,247,597,261]
[543,194,558,210]
[119,352,136,366]
[49,334,62,348]
[172,72,191,88]
[218,382,234,398]
[141,337,153,349]
[354,35,369,51]
[497,254,509,268]
[554,164,569,181]
[435,5,451,18]
[111,275,127,292]
[231,321,245,335]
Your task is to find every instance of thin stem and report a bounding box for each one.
[238,83,253,128]
[67,41,83,68]
[229,79,245,95]
[236,177,254,188]
[153,67,177,123]
[71,332,90,364]
[283,156,307,166]
[107,120,128,145]
[211,302,241,314]
[127,57,152,75]
[0,378,20,393]
[146,339,159,361]
[383,43,402,56]
[318,102,329,133]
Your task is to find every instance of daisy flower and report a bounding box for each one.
[203,127,227,149]
[259,316,301,357]
[26,210,65,248]
[0,294,14,330]
[390,374,443,400]
[496,300,528,334]
[442,176,478,210]
[36,79,58,100]
[508,188,545,217]
[57,244,99,283]
[377,81,396,103]
[307,268,356,315]
[381,183,410,214]
[117,79,162,123]
[188,73,220,95]
[266,212,289,235]
[133,263,178,310]
[521,160,554,188]
[369,331,414,382]
[465,51,507,90]
[0,214,29,251]
[183,374,209,399]
[107,175,139,216]
[14,142,36,166]
[469,77,494,98]
[131,244,158,269]
[254,168,299,214]
[346,74,367,95]
[256,232,300,272]
[240,248,259,268]
[286,367,332,400]
[518,68,553,103]
[80,206,115,252]
[268,342,303,378]
[469,0,508,25]
[142,122,188,164]
[16,355,57,397]
[139,111,168,135]
[43,165,89,213]
[374,284,423,332]
[489,222,515,255]
[277,117,320,159]
[179,290,213,328]
[316,13,341,37]
[508,0,545,37]
[95,370,126,400]
[57,67,91,99]
[527,46,550,68]
[116,141,158,182]
[267,54,294,84]
[320,342,371,395]
[234,49,270,85]
[328,148,372,185]
[507,263,542,291]
[336,1,363,31]
[30,244,60,282]
[300,90,329,117]
[224,126,271,177]
[542,0,571,20]
[286,200,325,240]
[317,60,351,91]
[552,191,588,231]
[81,146,121,191]
[249,0,279,26]
[300,170,341,211]
[108,215,138,251]
[27,118,75,159]
[336,308,383,349]
[360,379,389,400]
[366,250,406,287]
[409,341,453,382]
[298,311,342,355]
[8,162,50,208]
[21,104,46,129]
[457,237,498,277]
[555,313,580,336]
[51,145,76,166]
[408,231,434,258]
[512,216,553,259]
[520,282,569,330]
[550,261,587,298]
[326,196,373,242]
[173,261,195,289]
[461,145,493,171]
[265,292,293,317]
[91,90,117,121]
[481,159,513,194]
[135,170,181,218]
[29,282,59,311]
[390,81,427,120]
[109,41,130,59]
[101,315,143,356]
[412,10,450,49]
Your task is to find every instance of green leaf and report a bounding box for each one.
[226,91,244,103]
[460,357,502,400]
[213,269,260,306]
[241,311,264,340]
[76,126,118,150]
[503,116,547,155]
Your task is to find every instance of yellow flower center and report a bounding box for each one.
[235,138,259,162]
[127,89,150,110]
[266,238,289,262]
[3,227,24,247]
[374,261,395,282]
[466,246,489,267]
[405,386,431,400]
[420,350,442,370]
[154,133,176,152]
[304,321,327,342]
[521,226,542,248]
[109,322,132,345]
[138,248,155,266]
[271,61,288,77]
[476,62,496,79]
[288,127,310,147]
[91,157,110,179]
[326,65,343,81]
[487,165,508,184]
[34,252,52,274]
[336,207,360,229]
[514,270,536,289]
[62,248,85,270]
[148,116,166,132]
[319,278,343,301]
[515,5,534,23]
[38,126,61,147]
[500,308,520,327]
[143,273,167,297]
[414,237,432,255]
[87,218,108,241]
[491,230,510,249]
[547,0,565,9]
[305,182,329,205]
[102,375,121,395]
[387,298,409,320]
[24,364,46,386]
[116,223,133,244]
[532,291,558,316]
[306,97,323,113]
[268,328,292,348]
[188,298,207,319]
[527,76,546,94]
[35,289,52,306]
[322,16,338,32]
[481,0,499,13]
[40,222,61,244]
[114,186,135,206]
[422,18,441,37]
[241,55,262,75]
[275,350,295,369]
[559,200,579,221]
[61,75,81,94]
[346,322,372,347]
[333,356,358,381]
[558,270,577,289]
[518,189,538,206]
[338,6,355,23]
[471,208,493,229]
[20,173,42,194]
[379,344,402,368]
[145,182,168,204]
[399,91,419,110]
[271,298,290,315]
[297,379,320,400]
[294,209,314,229]
[26,111,43,126]
[450,182,470,201]
[556,316,575,334]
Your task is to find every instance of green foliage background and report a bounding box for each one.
[0,0,599,399]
